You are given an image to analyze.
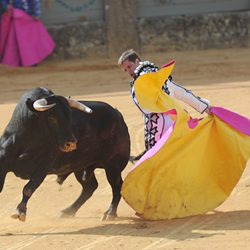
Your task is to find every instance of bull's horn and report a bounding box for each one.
[67,98,93,114]
[33,98,56,111]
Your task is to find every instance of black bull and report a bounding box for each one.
[0,87,130,221]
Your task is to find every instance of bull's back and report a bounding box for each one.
[57,101,130,172]
[73,101,129,136]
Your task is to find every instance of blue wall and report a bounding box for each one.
[41,0,250,26]
[41,0,104,25]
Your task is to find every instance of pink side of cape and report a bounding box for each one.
[211,107,250,136]
[131,110,176,170]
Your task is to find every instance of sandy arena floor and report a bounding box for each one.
[0,48,249,250]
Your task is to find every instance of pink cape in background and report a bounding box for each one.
[0,8,55,67]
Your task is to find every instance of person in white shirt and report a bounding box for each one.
[118,49,210,153]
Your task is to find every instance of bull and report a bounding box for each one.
[0,87,130,221]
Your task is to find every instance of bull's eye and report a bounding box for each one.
[48,115,58,127]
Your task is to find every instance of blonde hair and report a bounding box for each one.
[117,49,141,66]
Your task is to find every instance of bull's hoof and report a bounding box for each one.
[60,208,76,218]
[60,212,75,218]
[11,210,26,222]
[56,176,64,185]
[101,213,117,221]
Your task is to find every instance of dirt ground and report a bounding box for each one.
[0,48,250,250]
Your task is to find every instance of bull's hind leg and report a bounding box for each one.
[101,156,127,221]
[61,169,98,217]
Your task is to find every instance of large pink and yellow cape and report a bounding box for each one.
[121,62,250,220]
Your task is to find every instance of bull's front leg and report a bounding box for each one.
[61,169,98,217]
[11,168,47,222]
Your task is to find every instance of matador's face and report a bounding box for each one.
[121,59,140,78]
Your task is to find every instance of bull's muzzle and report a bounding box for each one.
[60,140,77,152]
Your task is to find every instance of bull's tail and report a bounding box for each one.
[129,150,146,164]
[112,109,131,166]
[114,109,146,165]
[114,109,128,129]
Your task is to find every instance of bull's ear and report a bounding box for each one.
[26,98,36,112]
[45,95,56,104]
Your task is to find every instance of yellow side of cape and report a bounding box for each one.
[121,64,250,220]
[134,61,182,113]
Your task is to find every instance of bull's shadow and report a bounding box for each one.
[2,210,250,241]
